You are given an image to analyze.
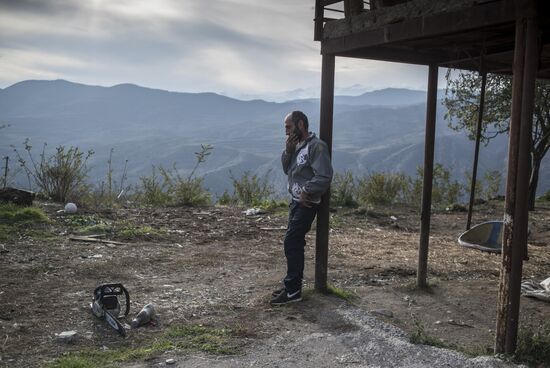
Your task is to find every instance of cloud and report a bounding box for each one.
[0,0,438,99]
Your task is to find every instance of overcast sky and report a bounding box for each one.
[0,0,444,101]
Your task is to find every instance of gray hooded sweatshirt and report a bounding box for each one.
[281,133,333,204]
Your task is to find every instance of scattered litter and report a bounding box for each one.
[370,309,394,318]
[69,236,127,247]
[64,202,78,214]
[447,319,474,328]
[446,203,467,212]
[166,358,176,365]
[390,216,398,221]
[521,276,550,302]
[80,254,104,259]
[260,226,287,231]
[403,295,415,306]
[131,303,157,328]
[56,330,77,344]
[243,208,265,216]
[193,211,212,216]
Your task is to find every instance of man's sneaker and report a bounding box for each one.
[270,289,302,306]
[272,287,285,297]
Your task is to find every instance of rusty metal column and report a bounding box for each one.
[495,2,538,353]
[466,69,487,230]
[315,53,335,292]
[417,64,438,289]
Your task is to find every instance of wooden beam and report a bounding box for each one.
[417,64,438,289]
[336,46,443,65]
[321,0,516,54]
[315,54,335,292]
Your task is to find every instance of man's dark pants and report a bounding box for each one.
[283,201,319,293]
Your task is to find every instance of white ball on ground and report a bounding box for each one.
[64,202,77,214]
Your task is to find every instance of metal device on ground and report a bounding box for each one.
[90,283,130,336]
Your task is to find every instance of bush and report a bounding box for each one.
[331,171,358,207]
[135,166,171,206]
[482,170,501,199]
[217,190,237,206]
[357,172,408,206]
[12,139,93,202]
[133,145,213,207]
[161,166,211,206]
[408,164,463,207]
[228,170,274,206]
[515,322,550,366]
[0,203,49,224]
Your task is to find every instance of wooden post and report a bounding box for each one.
[315,53,335,292]
[344,0,364,17]
[314,0,324,41]
[466,69,487,230]
[417,64,438,289]
[506,9,538,353]
[495,13,526,355]
[495,2,538,353]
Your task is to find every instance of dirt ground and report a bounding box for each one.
[0,200,549,367]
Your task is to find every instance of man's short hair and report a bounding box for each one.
[291,111,309,131]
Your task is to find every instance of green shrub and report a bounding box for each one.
[514,322,550,366]
[409,319,450,349]
[135,166,171,206]
[12,139,93,202]
[331,171,358,207]
[163,172,211,206]
[134,145,213,207]
[540,189,550,202]
[229,170,274,206]
[482,170,501,199]
[0,203,49,224]
[357,172,408,206]
[408,164,464,207]
[217,190,237,206]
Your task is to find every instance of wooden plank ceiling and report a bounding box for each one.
[320,0,550,78]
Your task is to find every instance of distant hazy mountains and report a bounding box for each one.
[1,79,548,198]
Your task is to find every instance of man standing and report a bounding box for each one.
[271,111,333,306]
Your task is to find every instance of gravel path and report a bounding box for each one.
[131,304,521,368]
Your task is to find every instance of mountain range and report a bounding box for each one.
[1,79,548,199]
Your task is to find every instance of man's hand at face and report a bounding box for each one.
[286,133,299,154]
[298,190,313,208]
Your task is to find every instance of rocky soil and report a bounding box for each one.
[0,200,549,367]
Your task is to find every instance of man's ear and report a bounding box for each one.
[297,120,305,131]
